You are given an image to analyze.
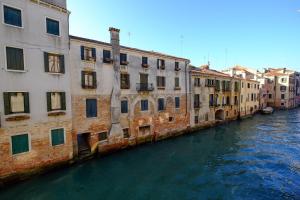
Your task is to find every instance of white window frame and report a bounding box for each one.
[2,3,24,29]
[4,45,26,72]
[45,16,61,37]
[49,127,66,147]
[10,132,31,156]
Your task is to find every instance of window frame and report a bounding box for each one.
[46,91,66,112]
[10,133,31,156]
[121,100,128,114]
[81,71,97,89]
[2,4,23,28]
[158,98,165,111]
[4,45,26,72]
[175,97,180,109]
[120,73,130,89]
[141,99,149,111]
[3,91,30,115]
[44,52,65,74]
[45,17,60,37]
[86,99,98,118]
[49,128,66,147]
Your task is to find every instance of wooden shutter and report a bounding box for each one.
[3,92,11,115]
[92,48,96,61]
[80,46,85,60]
[12,134,29,155]
[23,92,30,113]
[46,92,52,112]
[59,55,65,74]
[157,59,159,69]
[81,71,85,88]
[92,72,97,89]
[60,92,66,110]
[44,52,49,72]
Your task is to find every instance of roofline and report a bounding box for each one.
[69,35,190,62]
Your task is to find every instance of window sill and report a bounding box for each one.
[174,87,181,90]
[12,151,30,157]
[48,111,66,117]
[5,114,30,122]
[6,69,26,73]
[157,87,165,90]
[51,143,65,147]
[47,33,61,37]
[82,59,96,63]
[86,116,98,119]
[3,23,24,29]
[47,72,64,75]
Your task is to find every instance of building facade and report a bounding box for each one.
[190,65,240,129]
[69,29,190,157]
[0,0,73,180]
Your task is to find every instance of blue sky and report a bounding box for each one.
[68,0,300,71]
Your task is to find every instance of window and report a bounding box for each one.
[242,82,244,88]
[4,5,22,27]
[120,53,128,65]
[142,57,148,67]
[175,97,180,108]
[120,73,130,89]
[205,113,209,121]
[248,83,250,88]
[103,50,111,63]
[81,71,97,89]
[280,86,286,91]
[44,53,65,73]
[209,94,214,106]
[215,80,221,91]
[175,62,180,71]
[141,100,148,111]
[205,79,215,87]
[281,94,285,99]
[269,94,272,99]
[194,94,200,108]
[234,96,238,105]
[80,46,96,61]
[51,128,65,146]
[175,77,180,88]
[46,92,66,111]
[241,95,243,103]
[46,18,59,36]
[157,59,165,69]
[86,99,97,118]
[123,128,130,138]
[251,93,254,101]
[99,132,107,141]
[194,116,199,124]
[139,126,151,135]
[226,96,230,105]
[194,78,201,87]
[121,100,128,113]
[11,134,29,155]
[157,76,166,88]
[158,98,165,111]
[6,47,24,71]
[281,78,287,83]
[3,92,29,115]
[234,82,240,91]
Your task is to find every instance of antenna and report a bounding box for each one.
[180,35,184,56]
[128,32,131,45]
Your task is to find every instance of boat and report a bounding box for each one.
[262,107,274,114]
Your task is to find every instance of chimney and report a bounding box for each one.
[283,68,286,74]
[108,27,123,138]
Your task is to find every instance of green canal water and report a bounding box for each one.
[1,109,300,200]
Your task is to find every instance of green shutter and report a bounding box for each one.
[11,134,29,155]
[51,129,65,146]
[60,92,66,110]
[81,71,85,88]
[59,55,65,74]
[23,92,30,113]
[3,92,11,115]
[47,92,52,112]
[44,52,49,72]
[92,72,97,88]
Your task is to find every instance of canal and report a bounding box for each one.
[1,109,300,200]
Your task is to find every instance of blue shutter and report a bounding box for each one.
[4,6,22,27]
[121,100,128,113]
[86,99,97,118]
[175,97,180,108]
[92,48,96,61]
[80,46,85,60]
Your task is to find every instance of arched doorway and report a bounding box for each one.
[215,109,225,121]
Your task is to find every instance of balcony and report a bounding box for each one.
[136,83,154,92]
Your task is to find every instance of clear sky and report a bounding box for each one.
[68,0,300,71]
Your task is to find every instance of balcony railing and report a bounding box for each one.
[136,83,154,92]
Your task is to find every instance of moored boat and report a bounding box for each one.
[262,107,274,114]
